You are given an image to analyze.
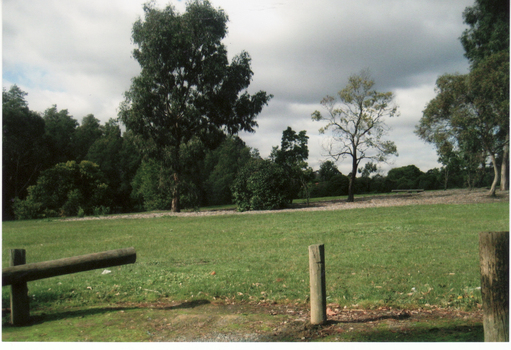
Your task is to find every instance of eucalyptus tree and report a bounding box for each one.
[119,1,272,212]
[417,61,508,197]
[312,70,399,202]
[460,0,509,68]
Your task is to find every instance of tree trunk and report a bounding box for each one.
[500,133,509,191]
[172,171,180,213]
[489,153,499,197]
[347,155,357,202]
[443,167,449,190]
[479,231,509,342]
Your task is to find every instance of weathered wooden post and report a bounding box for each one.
[10,249,30,326]
[479,231,509,342]
[309,244,326,325]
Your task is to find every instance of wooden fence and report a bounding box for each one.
[3,247,136,326]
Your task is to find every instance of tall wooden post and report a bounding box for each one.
[479,231,509,342]
[10,249,30,326]
[309,244,326,325]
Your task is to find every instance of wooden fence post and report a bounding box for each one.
[10,249,30,326]
[479,231,509,342]
[309,244,326,325]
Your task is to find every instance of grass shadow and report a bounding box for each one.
[2,299,211,328]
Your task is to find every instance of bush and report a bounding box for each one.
[12,161,109,219]
[231,159,288,211]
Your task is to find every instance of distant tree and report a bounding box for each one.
[385,165,423,191]
[43,105,78,164]
[13,160,109,219]
[204,136,252,206]
[318,160,341,182]
[2,85,49,219]
[86,119,141,212]
[74,114,104,161]
[312,70,399,202]
[119,1,272,212]
[460,0,509,68]
[270,127,313,204]
[358,162,378,178]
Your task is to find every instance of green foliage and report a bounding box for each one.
[203,136,252,206]
[318,160,341,182]
[386,165,424,190]
[131,159,172,211]
[74,114,103,161]
[270,127,312,203]
[43,105,78,164]
[460,0,509,67]
[2,85,49,219]
[118,0,272,212]
[12,161,109,219]
[231,159,288,211]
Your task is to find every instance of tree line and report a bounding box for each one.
[3,0,507,220]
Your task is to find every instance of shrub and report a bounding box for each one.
[12,161,109,219]
[231,159,288,211]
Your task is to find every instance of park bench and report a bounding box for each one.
[391,189,424,193]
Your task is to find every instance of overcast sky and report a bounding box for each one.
[3,0,474,174]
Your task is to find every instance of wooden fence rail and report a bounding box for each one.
[2,247,136,326]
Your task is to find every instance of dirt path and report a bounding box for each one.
[110,299,483,342]
[66,188,508,221]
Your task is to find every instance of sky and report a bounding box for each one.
[2,0,474,174]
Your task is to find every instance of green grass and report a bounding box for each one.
[3,201,508,313]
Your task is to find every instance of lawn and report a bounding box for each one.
[2,200,509,341]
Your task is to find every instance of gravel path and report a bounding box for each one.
[65,188,508,221]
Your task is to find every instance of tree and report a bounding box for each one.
[460,0,509,68]
[468,52,509,190]
[86,119,142,212]
[417,69,507,196]
[358,162,378,178]
[385,165,423,191]
[312,70,399,202]
[43,105,78,164]
[2,86,49,219]
[270,127,312,204]
[119,1,272,212]
[318,160,341,182]
[74,114,104,161]
[203,136,252,206]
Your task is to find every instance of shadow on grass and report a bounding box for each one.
[336,324,484,342]
[2,299,211,328]
[265,311,483,342]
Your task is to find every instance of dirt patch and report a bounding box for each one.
[108,300,483,342]
[65,188,508,221]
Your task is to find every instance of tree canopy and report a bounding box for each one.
[312,70,399,202]
[119,0,272,212]
[460,0,509,67]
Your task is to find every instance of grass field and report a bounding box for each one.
[2,199,509,341]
